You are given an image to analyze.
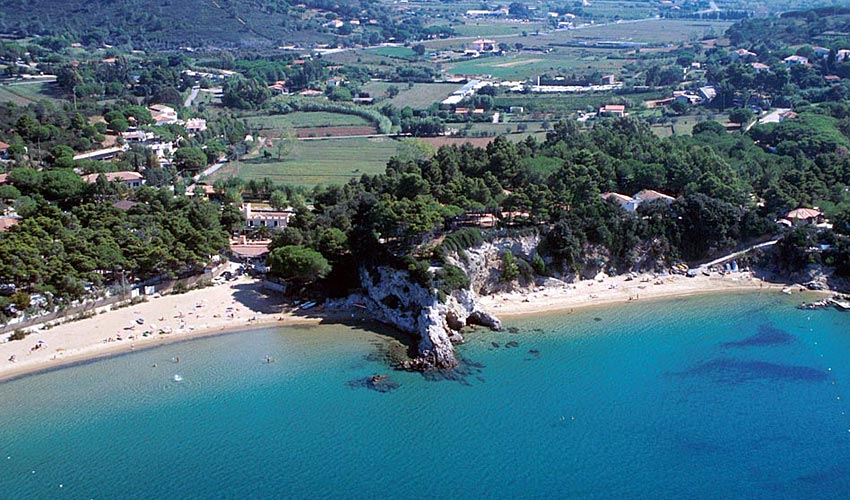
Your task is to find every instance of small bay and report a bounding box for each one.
[1,292,849,499]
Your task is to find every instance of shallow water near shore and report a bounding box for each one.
[2,292,850,498]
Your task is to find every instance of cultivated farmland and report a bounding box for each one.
[209,137,400,187]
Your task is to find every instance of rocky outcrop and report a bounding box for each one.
[457,234,541,294]
[354,267,501,372]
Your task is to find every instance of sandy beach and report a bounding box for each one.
[478,271,814,317]
[0,270,821,382]
[0,276,328,382]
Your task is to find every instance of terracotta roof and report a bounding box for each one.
[600,104,626,112]
[786,208,822,220]
[0,141,10,149]
[230,242,271,258]
[634,189,674,202]
[112,200,139,211]
[187,184,216,195]
[82,171,143,184]
[0,217,20,232]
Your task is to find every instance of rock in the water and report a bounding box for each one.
[347,374,400,393]
[505,341,519,348]
[491,342,500,348]
[467,310,502,330]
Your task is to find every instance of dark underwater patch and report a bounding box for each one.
[721,324,795,348]
[798,465,850,485]
[422,357,485,385]
[346,375,400,393]
[674,358,828,384]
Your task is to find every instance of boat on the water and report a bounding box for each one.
[300,301,317,310]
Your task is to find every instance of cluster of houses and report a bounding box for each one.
[732,45,850,74]
[147,104,207,134]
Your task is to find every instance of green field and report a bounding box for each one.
[361,82,460,109]
[241,112,371,130]
[646,112,730,137]
[364,46,417,60]
[0,81,65,105]
[495,91,668,114]
[449,21,548,37]
[209,137,400,187]
[446,50,625,79]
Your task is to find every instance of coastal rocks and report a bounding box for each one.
[356,266,502,372]
[467,310,502,330]
[453,234,541,295]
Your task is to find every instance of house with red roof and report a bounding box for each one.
[784,207,824,226]
[81,171,144,189]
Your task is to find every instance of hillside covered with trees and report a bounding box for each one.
[0,0,452,50]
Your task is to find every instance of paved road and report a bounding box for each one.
[700,240,779,269]
[184,86,200,108]
[0,76,57,86]
[193,158,227,181]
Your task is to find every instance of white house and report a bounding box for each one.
[243,203,295,231]
[81,171,144,188]
[185,118,207,133]
[783,55,809,66]
[601,192,640,212]
[148,104,179,125]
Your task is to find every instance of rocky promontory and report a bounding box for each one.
[350,266,500,371]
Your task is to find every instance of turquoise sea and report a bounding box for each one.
[2,292,850,499]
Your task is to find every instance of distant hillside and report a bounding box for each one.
[727,7,850,48]
[0,0,406,50]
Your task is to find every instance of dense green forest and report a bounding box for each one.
[0,0,452,49]
[244,110,850,296]
[728,7,850,48]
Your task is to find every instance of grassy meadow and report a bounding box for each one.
[209,137,400,187]
[0,81,65,105]
[361,82,460,109]
[241,112,372,130]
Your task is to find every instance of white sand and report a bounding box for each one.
[0,276,323,382]
[478,271,814,317]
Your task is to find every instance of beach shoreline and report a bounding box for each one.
[0,276,344,383]
[478,271,825,318]
[0,271,827,383]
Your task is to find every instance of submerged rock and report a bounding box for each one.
[347,374,400,393]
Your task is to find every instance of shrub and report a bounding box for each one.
[8,329,28,341]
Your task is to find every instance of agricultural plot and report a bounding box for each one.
[361,82,460,109]
[364,46,417,60]
[242,112,372,130]
[449,21,548,37]
[646,112,730,137]
[209,137,400,187]
[493,18,734,47]
[446,50,625,79]
[495,91,668,114]
[0,81,65,105]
